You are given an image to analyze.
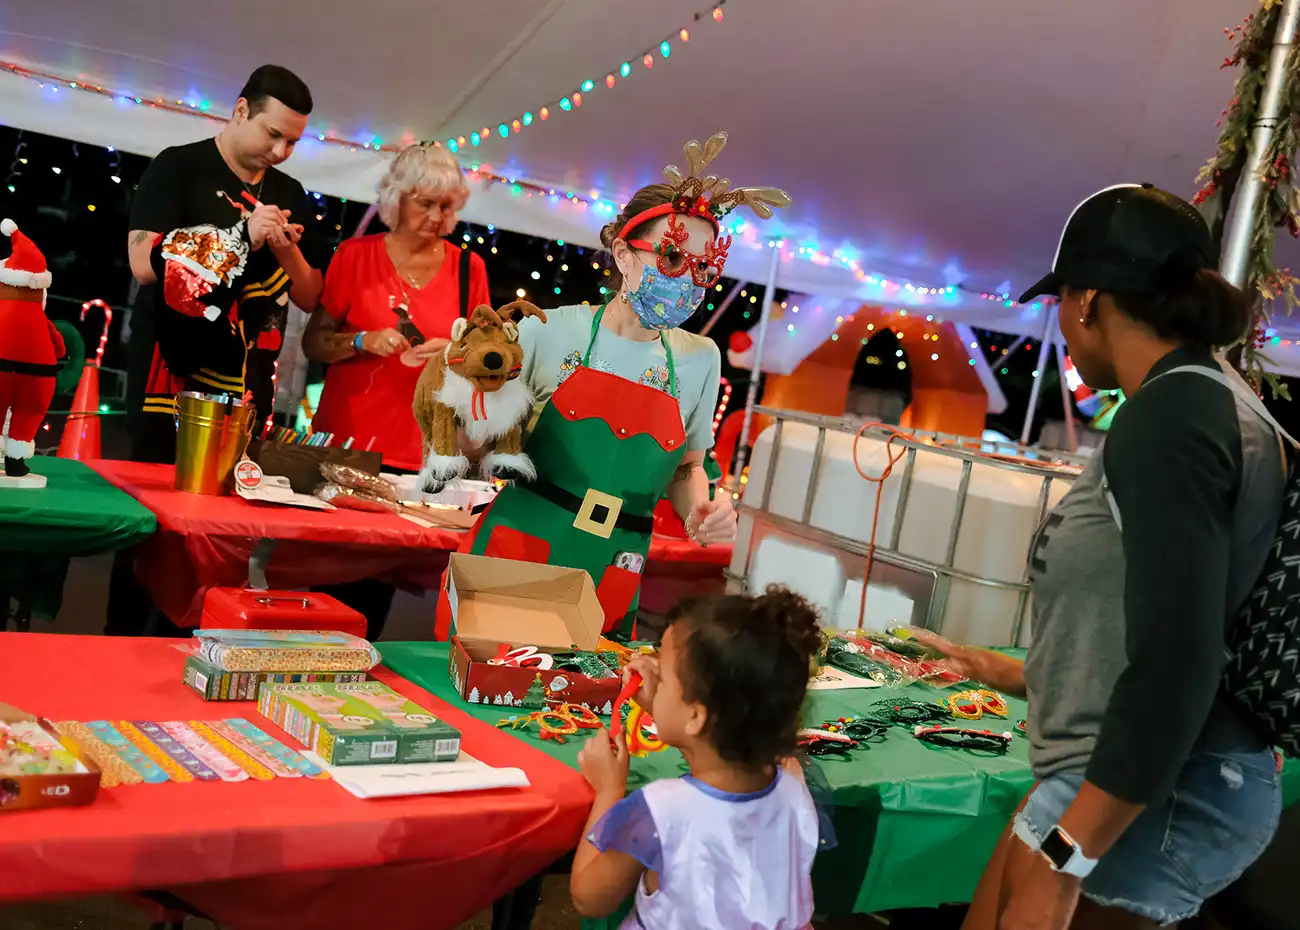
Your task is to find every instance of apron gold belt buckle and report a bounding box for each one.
[573,488,623,540]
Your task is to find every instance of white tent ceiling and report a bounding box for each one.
[7,0,1300,372]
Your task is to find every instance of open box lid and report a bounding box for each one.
[0,702,36,724]
[447,553,604,652]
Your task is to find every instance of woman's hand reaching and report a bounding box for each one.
[362,328,411,357]
[399,337,451,368]
[688,495,737,547]
[907,628,1028,697]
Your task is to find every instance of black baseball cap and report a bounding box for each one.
[1017,183,1215,304]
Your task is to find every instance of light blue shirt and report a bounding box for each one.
[517,304,721,451]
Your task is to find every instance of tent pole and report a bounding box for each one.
[1221,0,1300,286]
[1019,310,1056,446]
[699,280,746,336]
[1052,338,1078,452]
[729,244,782,491]
[998,335,1027,362]
[352,203,379,239]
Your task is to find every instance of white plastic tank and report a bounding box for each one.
[730,418,1077,646]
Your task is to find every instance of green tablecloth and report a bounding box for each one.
[0,456,156,620]
[380,641,1300,916]
[381,641,1033,913]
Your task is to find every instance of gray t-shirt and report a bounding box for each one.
[516,304,722,451]
[1024,349,1281,804]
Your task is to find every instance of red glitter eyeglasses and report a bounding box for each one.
[627,214,730,288]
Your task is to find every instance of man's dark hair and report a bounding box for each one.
[239,65,313,117]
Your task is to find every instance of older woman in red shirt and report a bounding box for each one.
[303,144,489,637]
[304,143,490,470]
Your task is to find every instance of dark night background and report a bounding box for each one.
[5,123,1300,451]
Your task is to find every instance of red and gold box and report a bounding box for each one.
[446,554,620,713]
[201,588,367,639]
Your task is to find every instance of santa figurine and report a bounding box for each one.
[0,219,62,486]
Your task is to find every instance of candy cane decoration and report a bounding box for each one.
[80,299,112,368]
[712,376,732,433]
[263,358,279,438]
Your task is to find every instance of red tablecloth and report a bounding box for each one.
[90,460,731,625]
[0,633,590,930]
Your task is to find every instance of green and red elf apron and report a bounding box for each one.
[435,304,687,638]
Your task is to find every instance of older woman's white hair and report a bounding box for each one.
[375,144,470,229]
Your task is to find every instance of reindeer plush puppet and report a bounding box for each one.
[413,300,547,492]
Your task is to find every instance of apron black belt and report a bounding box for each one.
[527,478,655,536]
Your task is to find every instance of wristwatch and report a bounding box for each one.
[1012,815,1098,878]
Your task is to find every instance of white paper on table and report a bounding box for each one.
[806,665,882,691]
[237,475,337,511]
[303,750,530,799]
[385,473,497,510]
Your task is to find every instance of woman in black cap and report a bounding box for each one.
[916,183,1284,929]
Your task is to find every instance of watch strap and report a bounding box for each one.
[1013,814,1098,879]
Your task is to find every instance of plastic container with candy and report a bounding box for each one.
[193,629,381,673]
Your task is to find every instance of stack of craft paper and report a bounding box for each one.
[303,750,529,800]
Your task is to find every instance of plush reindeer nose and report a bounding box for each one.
[483,351,504,371]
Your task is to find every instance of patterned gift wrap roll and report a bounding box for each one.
[52,722,141,787]
[131,722,219,781]
[224,718,328,779]
[159,722,249,782]
[187,721,276,780]
[208,721,300,778]
[115,722,194,783]
[85,721,170,784]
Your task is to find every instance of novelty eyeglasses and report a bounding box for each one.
[626,213,731,288]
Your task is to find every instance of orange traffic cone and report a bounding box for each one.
[58,365,101,460]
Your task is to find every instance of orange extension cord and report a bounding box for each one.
[848,422,1081,630]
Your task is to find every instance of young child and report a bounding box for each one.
[570,587,830,929]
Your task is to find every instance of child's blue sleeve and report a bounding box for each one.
[586,789,663,871]
[803,759,839,852]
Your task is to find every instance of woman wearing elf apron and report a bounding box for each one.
[435,133,790,637]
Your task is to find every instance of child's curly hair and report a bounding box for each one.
[666,586,822,769]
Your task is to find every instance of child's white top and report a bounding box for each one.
[589,767,829,930]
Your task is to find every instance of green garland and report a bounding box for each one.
[1194,0,1300,400]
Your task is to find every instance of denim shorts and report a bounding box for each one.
[1017,749,1281,925]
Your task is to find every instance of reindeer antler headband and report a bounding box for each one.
[615,132,791,242]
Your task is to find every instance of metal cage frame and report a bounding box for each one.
[729,407,1087,644]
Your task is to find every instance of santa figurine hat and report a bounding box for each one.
[0,219,52,290]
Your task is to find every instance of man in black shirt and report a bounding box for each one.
[108,64,323,636]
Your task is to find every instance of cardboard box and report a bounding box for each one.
[0,703,100,812]
[259,681,461,766]
[182,655,369,701]
[445,553,620,714]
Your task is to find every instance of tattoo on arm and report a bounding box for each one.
[130,230,151,246]
[302,308,360,363]
[672,461,699,483]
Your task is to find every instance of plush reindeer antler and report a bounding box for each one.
[495,300,548,324]
[662,131,791,221]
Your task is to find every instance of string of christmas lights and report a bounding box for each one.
[0,2,725,158]
[1,33,1044,308]
[442,2,727,153]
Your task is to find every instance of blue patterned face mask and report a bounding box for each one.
[625,257,706,331]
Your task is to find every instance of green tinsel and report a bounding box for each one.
[1195,1,1300,400]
